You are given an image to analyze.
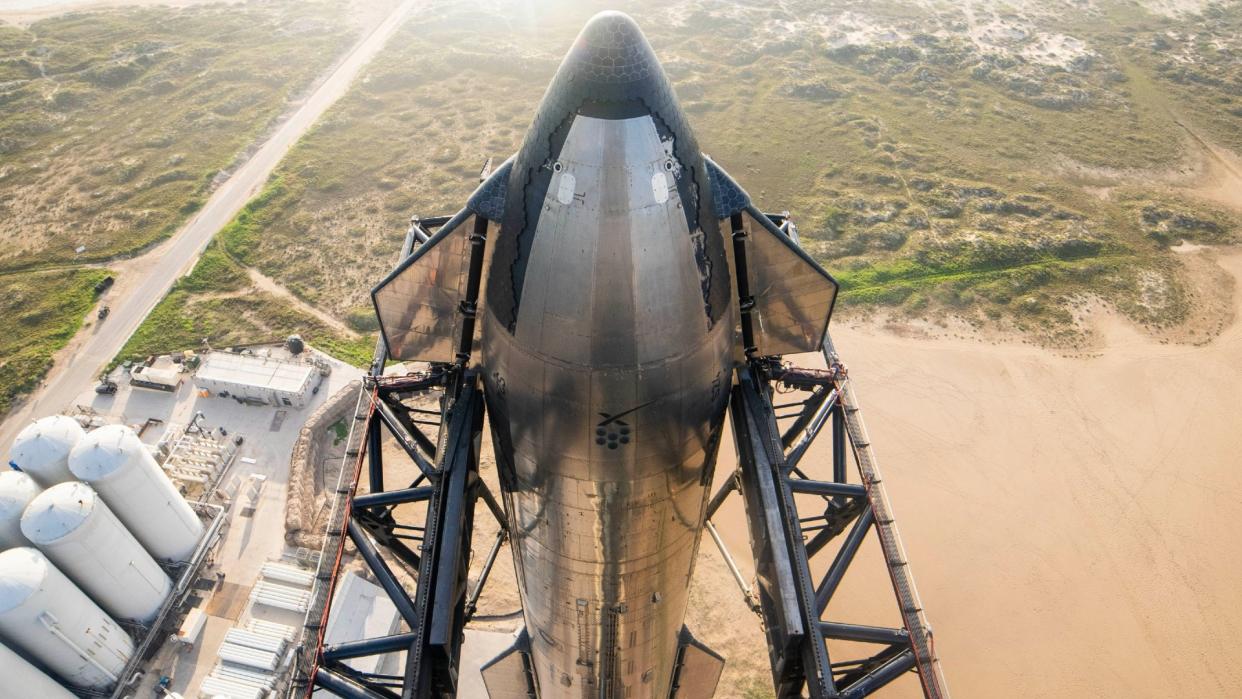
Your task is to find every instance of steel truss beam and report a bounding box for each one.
[303,201,948,698]
[717,358,948,699]
[304,213,512,699]
[316,665,400,699]
[306,371,506,699]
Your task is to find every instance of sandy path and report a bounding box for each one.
[1175,119,1242,211]
[246,268,360,338]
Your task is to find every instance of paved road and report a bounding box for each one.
[0,0,416,452]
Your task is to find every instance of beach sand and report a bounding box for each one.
[435,248,1242,697]
[688,248,1242,697]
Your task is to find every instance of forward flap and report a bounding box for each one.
[669,626,725,699]
[737,206,838,356]
[372,159,511,363]
[481,627,537,699]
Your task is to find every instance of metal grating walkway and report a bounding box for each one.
[823,331,949,698]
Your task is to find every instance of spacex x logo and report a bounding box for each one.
[595,402,650,450]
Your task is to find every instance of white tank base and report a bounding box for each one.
[0,548,134,690]
[0,640,75,699]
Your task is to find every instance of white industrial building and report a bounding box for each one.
[194,351,318,409]
[130,361,183,392]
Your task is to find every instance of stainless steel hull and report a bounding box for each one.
[366,10,848,698]
[481,108,732,698]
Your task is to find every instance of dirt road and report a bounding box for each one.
[1175,119,1242,211]
[246,268,360,339]
[0,0,416,452]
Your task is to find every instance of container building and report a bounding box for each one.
[194,351,318,409]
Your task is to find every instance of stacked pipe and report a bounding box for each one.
[247,618,296,642]
[249,579,312,613]
[202,620,293,699]
[225,627,288,654]
[217,642,281,672]
[200,673,268,699]
[260,561,316,587]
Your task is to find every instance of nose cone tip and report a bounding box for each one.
[580,10,643,47]
[569,11,660,84]
[514,10,699,181]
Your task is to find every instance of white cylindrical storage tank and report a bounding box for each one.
[7,416,84,488]
[0,472,41,549]
[22,482,172,623]
[68,425,203,562]
[0,547,133,690]
[0,640,75,699]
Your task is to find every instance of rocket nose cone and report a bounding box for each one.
[522,10,686,136]
[579,10,644,49]
[567,11,661,85]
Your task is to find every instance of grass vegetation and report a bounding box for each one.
[209,35,548,324]
[0,0,373,417]
[665,0,1241,343]
[1123,4,1242,154]
[139,0,1242,353]
[0,267,111,415]
[330,419,349,446]
[0,1,361,272]
[115,243,374,368]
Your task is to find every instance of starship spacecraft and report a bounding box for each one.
[303,11,948,699]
